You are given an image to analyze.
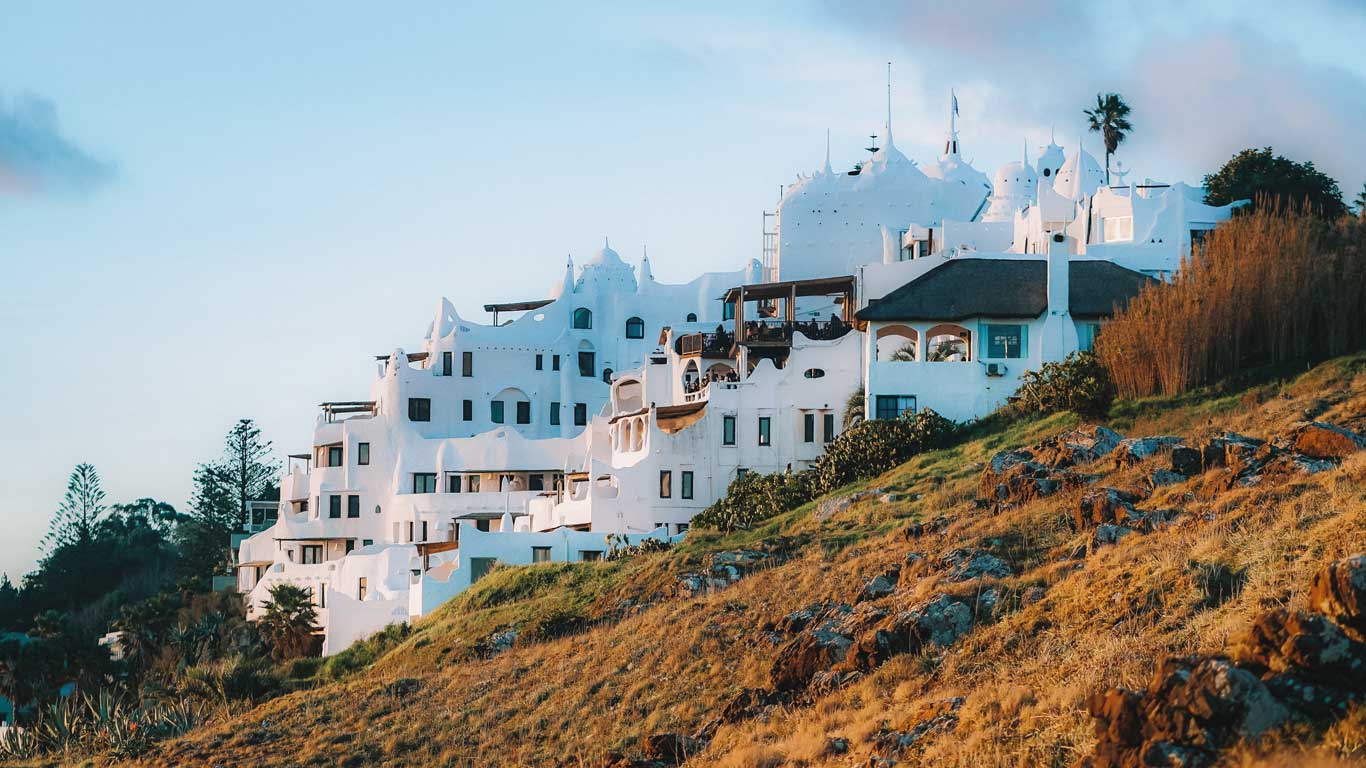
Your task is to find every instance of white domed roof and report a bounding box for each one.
[586,242,626,268]
[993,159,1037,192]
[1053,147,1105,199]
[1036,141,1065,180]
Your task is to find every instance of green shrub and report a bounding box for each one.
[694,409,957,532]
[320,622,413,681]
[1006,352,1115,420]
[810,409,956,496]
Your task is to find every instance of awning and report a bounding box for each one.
[236,560,274,569]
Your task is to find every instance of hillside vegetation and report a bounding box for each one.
[114,354,1366,768]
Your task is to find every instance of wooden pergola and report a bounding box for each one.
[721,275,857,344]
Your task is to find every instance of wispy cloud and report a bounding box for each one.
[0,93,113,197]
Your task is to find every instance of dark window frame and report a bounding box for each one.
[659,470,672,498]
[490,400,505,424]
[408,397,431,422]
[441,351,452,376]
[357,442,370,465]
[516,400,531,424]
[461,350,473,377]
[681,470,694,500]
[625,317,645,339]
[572,307,593,329]
[347,494,360,518]
[758,416,771,446]
[722,415,736,445]
[550,402,561,426]
[803,413,815,443]
[412,472,437,494]
[578,350,595,377]
[574,402,587,426]
[462,399,473,421]
[329,495,342,519]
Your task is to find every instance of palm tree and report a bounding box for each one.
[842,386,865,430]
[1354,183,1366,217]
[256,584,319,660]
[1084,92,1133,184]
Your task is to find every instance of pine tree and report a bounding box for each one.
[218,419,280,529]
[41,463,106,554]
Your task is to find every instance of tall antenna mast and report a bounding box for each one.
[885,61,893,146]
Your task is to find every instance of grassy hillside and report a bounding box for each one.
[126,355,1366,768]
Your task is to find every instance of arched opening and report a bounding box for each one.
[572,307,593,330]
[686,312,698,323]
[602,367,614,384]
[492,386,532,425]
[632,416,646,452]
[682,359,701,394]
[705,362,736,384]
[924,323,972,362]
[577,339,596,378]
[625,316,645,339]
[614,377,644,413]
[876,324,919,362]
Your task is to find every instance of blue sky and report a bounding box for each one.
[3,1,1364,581]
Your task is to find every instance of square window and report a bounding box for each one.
[578,351,595,377]
[532,546,551,563]
[327,446,343,467]
[462,399,473,421]
[347,495,359,518]
[681,471,694,500]
[448,474,462,493]
[461,351,473,377]
[412,473,437,494]
[659,470,672,498]
[529,474,544,491]
[758,417,771,446]
[468,475,481,493]
[985,324,1026,359]
[580,550,602,562]
[722,415,736,445]
[803,413,815,443]
[516,401,531,424]
[476,518,490,532]
[574,402,587,426]
[329,495,342,518]
[408,397,431,422]
[874,395,917,421]
[490,400,505,424]
[357,442,370,465]
[550,402,561,426]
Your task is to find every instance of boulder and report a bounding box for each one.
[1309,555,1366,641]
[1201,432,1266,473]
[825,736,849,755]
[770,629,853,692]
[718,687,782,723]
[813,489,885,521]
[1235,608,1366,687]
[1081,657,1288,768]
[844,595,973,673]
[1170,445,1204,476]
[1111,435,1183,467]
[1286,421,1366,461]
[940,549,1013,581]
[1072,488,1142,529]
[642,733,699,764]
[1090,524,1133,549]
[857,568,900,602]
[869,697,963,757]
[1144,467,1187,489]
[675,550,770,597]
[1033,426,1125,468]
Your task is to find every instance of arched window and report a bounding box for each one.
[602,368,614,384]
[686,313,698,323]
[572,308,593,330]
[625,317,644,339]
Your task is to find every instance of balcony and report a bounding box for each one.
[676,330,735,357]
[740,318,853,346]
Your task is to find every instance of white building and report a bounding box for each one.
[239,90,1243,654]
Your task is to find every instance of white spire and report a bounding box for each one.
[639,245,654,286]
[944,88,960,157]
[885,61,894,148]
[1023,137,1029,167]
[823,129,832,175]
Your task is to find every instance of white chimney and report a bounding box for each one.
[1039,233,1079,362]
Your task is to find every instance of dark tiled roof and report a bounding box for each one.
[856,258,1155,322]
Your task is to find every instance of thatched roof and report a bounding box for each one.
[856,258,1154,322]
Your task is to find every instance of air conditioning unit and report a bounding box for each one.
[986,363,1005,377]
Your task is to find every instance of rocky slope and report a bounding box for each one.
[135,356,1366,768]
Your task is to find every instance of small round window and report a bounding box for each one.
[803,368,825,379]
[1043,168,1051,177]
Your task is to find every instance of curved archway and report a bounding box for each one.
[876,324,919,362]
[614,377,644,413]
[682,359,701,393]
[924,323,972,362]
[492,386,532,425]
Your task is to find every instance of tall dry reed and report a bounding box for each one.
[1095,204,1366,397]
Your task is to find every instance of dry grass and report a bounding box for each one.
[128,355,1366,768]
[1096,206,1366,398]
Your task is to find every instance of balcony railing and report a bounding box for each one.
[741,319,853,345]
[676,331,735,357]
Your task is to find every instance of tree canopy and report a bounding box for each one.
[1204,147,1347,219]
